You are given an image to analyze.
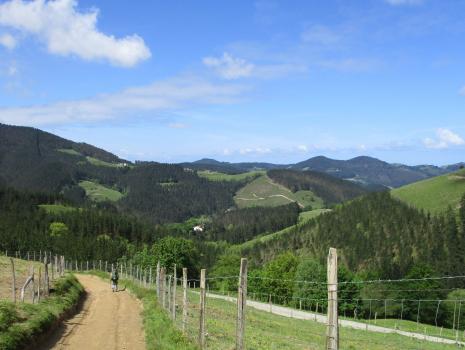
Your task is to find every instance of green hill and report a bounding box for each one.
[234,174,324,209]
[391,168,465,214]
[0,123,242,224]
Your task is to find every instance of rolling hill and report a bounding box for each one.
[391,168,465,214]
[181,155,456,188]
[234,174,324,209]
[0,123,242,223]
[290,156,447,188]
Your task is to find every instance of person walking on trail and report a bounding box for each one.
[111,266,119,292]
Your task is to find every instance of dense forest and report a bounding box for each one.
[267,169,369,205]
[236,191,465,280]
[0,124,242,223]
[205,203,300,244]
[0,185,156,261]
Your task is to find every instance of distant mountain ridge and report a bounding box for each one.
[182,155,457,188]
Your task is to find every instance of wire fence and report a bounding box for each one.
[152,251,465,350]
[3,249,465,349]
[0,250,66,303]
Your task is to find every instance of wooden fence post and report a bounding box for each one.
[44,256,50,296]
[161,268,166,308]
[156,261,161,299]
[199,268,206,349]
[172,264,177,320]
[10,258,16,303]
[37,266,41,302]
[326,247,338,350]
[168,275,172,312]
[236,258,247,350]
[31,266,35,303]
[182,268,188,334]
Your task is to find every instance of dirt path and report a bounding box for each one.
[39,274,145,350]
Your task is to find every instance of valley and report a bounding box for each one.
[1,123,465,350]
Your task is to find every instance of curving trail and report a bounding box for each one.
[38,274,145,350]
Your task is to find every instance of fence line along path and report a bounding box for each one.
[201,291,465,347]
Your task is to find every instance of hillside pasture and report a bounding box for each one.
[57,148,82,156]
[78,180,123,202]
[38,204,77,214]
[0,256,44,302]
[198,170,264,182]
[298,208,332,223]
[85,156,128,168]
[392,168,465,214]
[234,175,324,209]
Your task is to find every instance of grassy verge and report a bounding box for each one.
[178,290,458,350]
[88,270,197,350]
[0,274,83,350]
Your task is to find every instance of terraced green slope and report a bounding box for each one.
[78,180,123,202]
[391,168,465,214]
[234,175,324,209]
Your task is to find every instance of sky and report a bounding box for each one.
[0,0,465,165]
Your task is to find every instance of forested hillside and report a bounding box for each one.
[181,155,454,188]
[267,169,369,205]
[235,191,465,279]
[205,203,300,244]
[0,123,242,223]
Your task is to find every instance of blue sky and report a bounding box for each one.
[0,0,465,165]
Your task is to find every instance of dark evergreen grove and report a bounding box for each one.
[236,191,465,281]
[0,123,245,224]
[267,169,370,205]
[205,203,300,244]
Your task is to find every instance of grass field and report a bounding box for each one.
[234,175,324,209]
[0,256,45,301]
[298,208,332,223]
[38,204,77,214]
[85,156,124,168]
[78,180,124,202]
[174,289,456,350]
[57,148,82,156]
[197,170,265,182]
[391,168,465,214]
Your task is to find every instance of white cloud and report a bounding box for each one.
[7,62,17,76]
[239,147,272,155]
[0,77,248,126]
[301,25,340,46]
[317,58,380,72]
[168,122,188,129]
[0,33,16,49]
[459,86,465,96]
[203,52,254,80]
[203,52,307,80]
[297,145,308,152]
[423,128,464,149]
[385,0,424,5]
[0,0,151,67]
